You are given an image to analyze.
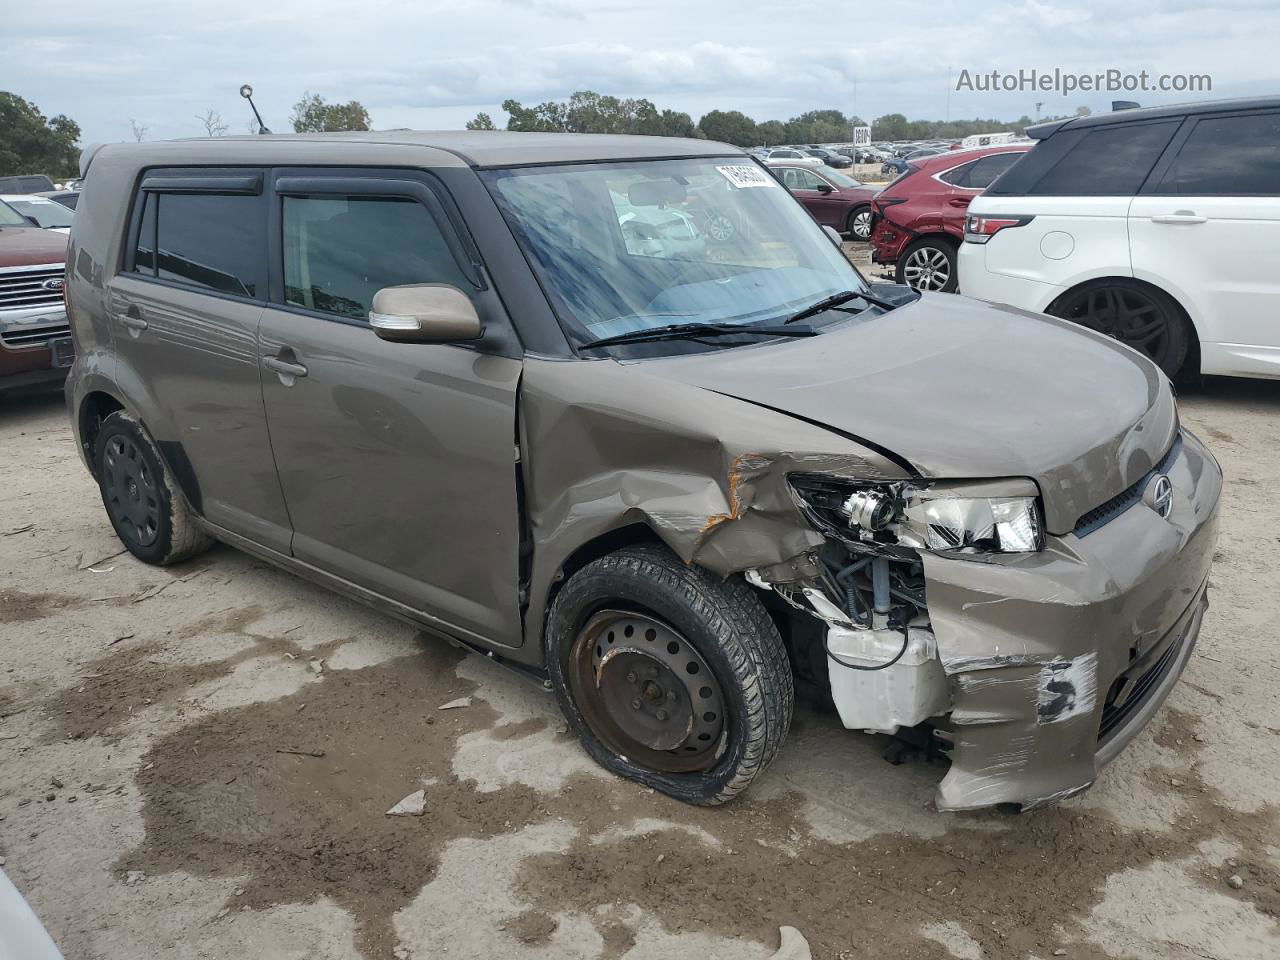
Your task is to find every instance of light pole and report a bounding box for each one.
[240,84,271,135]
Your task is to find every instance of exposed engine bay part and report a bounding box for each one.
[826,624,950,734]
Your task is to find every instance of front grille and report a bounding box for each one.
[0,267,64,310]
[1097,617,1189,742]
[0,322,71,347]
[1073,435,1182,537]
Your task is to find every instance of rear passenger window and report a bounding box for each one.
[963,153,1022,190]
[282,196,470,321]
[938,161,976,187]
[1157,113,1280,195]
[1030,121,1179,196]
[145,193,264,297]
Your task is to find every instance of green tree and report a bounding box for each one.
[465,112,497,130]
[696,110,757,147]
[502,97,569,132]
[290,92,371,133]
[0,92,81,177]
[656,109,697,138]
[756,120,786,145]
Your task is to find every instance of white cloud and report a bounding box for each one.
[2,0,1275,143]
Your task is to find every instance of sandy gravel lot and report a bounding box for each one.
[1,360,1278,959]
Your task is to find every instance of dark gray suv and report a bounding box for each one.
[64,132,1221,811]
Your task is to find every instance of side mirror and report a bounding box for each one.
[822,225,843,247]
[815,182,834,194]
[369,284,482,343]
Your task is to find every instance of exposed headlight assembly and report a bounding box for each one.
[793,476,1045,555]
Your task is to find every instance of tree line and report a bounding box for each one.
[469,92,1055,145]
[1,87,1074,179]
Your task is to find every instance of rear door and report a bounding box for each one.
[256,169,525,646]
[783,167,842,226]
[108,170,292,552]
[1129,109,1280,373]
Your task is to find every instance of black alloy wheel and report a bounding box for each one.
[1049,280,1189,377]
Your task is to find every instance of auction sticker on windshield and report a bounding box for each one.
[716,165,777,188]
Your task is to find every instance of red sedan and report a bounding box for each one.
[769,163,881,240]
[869,144,1030,291]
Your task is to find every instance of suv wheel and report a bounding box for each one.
[547,544,793,805]
[898,237,958,292]
[847,205,873,241]
[1048,280,1190,378]
[93,411,213,565]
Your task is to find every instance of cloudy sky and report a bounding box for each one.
[6,0,1277,144]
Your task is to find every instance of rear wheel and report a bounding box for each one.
[897,236,958,292]
[93,411,212,565]
[1048,280,1190,377]
[547,544,793,805]
[847,205,873,241]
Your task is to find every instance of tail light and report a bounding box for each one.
[964,214,1033,244]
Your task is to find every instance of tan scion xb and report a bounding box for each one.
[64,132,1221,811]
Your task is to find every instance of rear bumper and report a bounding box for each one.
[921,428,1221,811]
[955,242,1060,307]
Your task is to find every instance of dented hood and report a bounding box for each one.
[636,294,1178,535]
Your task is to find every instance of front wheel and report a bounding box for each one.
[547,544,793,805]
[897,237,958,292]
[847,205,873,241]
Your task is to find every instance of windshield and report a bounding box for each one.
[6,198,74,229]
[484,158,867,347]
[0,201,28,227]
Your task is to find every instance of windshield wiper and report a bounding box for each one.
[580,322,818,349]
[783,288,903,324]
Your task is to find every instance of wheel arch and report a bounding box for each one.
[77,389,126,476]
[1045,275,1201,379]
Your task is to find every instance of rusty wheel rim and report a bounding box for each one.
[568,610,726,773]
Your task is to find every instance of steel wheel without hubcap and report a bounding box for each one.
[901,244,952,290]
[102,435,160,548]
[849,208,872,240]
[1052,283,1180,372]
[567,610,726,773]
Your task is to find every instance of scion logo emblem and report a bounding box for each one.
[1144,474,1174,519]
[42,278,64,291]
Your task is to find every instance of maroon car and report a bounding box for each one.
[0,202,71,395]
[769,163,881,240]
[869,145,1030,291]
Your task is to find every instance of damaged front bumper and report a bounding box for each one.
[921,428,1220,811]
[757,428,1221,812]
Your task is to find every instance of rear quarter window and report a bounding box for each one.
[1028,120,1180,196]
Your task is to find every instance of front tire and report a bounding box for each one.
[547,544,793,805]
[93,411,213,565]
[897,236,958,292]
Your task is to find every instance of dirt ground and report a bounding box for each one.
[2,354,1279,959]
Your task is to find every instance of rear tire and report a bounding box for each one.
[847,205,873,241]
[547,544,793,805]
[897,236,958,292]
[93,411,213,565]
[1047,279,1190,378]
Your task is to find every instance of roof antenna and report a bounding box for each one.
[239,84,271,134]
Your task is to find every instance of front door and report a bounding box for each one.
[257,171,524,646]
[1129,110,1280,374]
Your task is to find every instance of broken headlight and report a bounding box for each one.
[791,476,1045,555]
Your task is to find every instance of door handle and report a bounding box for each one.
[1150,212,1206,224]
[948,197,972,207]
[120,305,148,331]
[262,356,308,379]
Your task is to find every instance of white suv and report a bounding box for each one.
[959,97,1280,379]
